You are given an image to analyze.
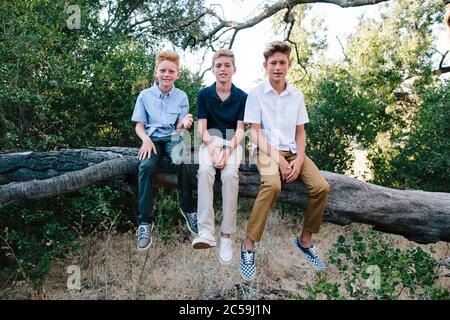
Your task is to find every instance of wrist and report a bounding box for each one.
[223,145,233,153]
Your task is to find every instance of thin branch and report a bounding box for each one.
[433,50,450,76]
[228,29,238,49]
[336,35,350,62]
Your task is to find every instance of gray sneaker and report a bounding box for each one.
[179,208,198,234]
[136,223,153,251]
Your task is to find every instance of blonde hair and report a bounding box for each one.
[263,41,292,61]
[212,49,235,67]
[154,50,180,76]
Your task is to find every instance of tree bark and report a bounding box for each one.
[1,147,449,244]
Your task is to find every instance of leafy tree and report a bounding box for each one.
[0,0,204,150]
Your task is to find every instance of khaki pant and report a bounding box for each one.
[197,136,243,237]
[246,150,330,242]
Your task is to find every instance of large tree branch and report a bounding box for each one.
[1,148,449,244]
[178,0,389,48]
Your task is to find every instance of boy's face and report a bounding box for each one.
[155,60,180,88]
[263,52,291,84]
[212,56,235,84]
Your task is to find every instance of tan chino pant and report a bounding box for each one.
[246,150,330,242]
[197,136,243,238]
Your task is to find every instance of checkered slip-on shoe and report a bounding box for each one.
[292,236,326,271]
[240,242,256,281]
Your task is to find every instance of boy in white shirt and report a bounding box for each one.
[240,41,330,281]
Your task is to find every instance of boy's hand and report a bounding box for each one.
[181,114,193,129]
[138,138,157,160]
[286,156,304,183]
[215,148,230,169]
[207,143,219,165]
[279,157,292,181]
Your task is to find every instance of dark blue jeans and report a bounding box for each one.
[137,135,195,225]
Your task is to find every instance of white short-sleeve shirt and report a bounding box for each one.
[243,79,309,153]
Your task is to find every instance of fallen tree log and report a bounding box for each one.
[1,147,449,244]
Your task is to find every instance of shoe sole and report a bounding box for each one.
[136,224,154,251]
[193,241,216,249]
[179,208,198,235]
[291,238,326,271]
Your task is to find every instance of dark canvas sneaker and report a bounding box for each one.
[240,242,256,281]
[179,208,198,234]
[292,236,326,271]
[136,223,153,251]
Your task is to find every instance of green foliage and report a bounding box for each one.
[0,186,131,288]
[287,0,447,191]
[370,80,450,191]
[154,188,196,244]
[326,230,448,300]
[294,273,343,300]
[0,0,204,151]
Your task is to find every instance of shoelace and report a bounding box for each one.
[298,238,318,258]
[242,250,254,265]
[137,225,150,239]
[188,212,197,225]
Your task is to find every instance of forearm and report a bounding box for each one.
[229,128,244,149]
[296,125,306,160]
[176,118,184,130]
[198,120,213,146]
[135,123,151,143]
[250,125,281,164]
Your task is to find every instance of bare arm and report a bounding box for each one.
[135,122,157,160]
[295,124,306,160]
[198,119,213,147]
[229,121,245,149]
[249,123,281,163]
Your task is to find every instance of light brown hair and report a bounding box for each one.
[212,49,236,67]
[263,41,292,61]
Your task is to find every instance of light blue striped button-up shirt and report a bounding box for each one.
[131,84,189,138]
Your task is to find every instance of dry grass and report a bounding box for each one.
[4,206,445,300]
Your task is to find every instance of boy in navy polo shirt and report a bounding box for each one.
[192,49,247,265]
[131,51,198,251]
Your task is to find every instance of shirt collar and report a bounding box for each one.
[208,82,238,102]
[151,82,176,99]
[263,79,292,96]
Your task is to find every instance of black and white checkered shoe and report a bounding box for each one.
[292,236,326,271]
[240,242,256,281]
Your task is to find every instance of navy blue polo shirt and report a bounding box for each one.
[197,83,247,140]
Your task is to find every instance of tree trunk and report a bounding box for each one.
[1,147,449,244]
